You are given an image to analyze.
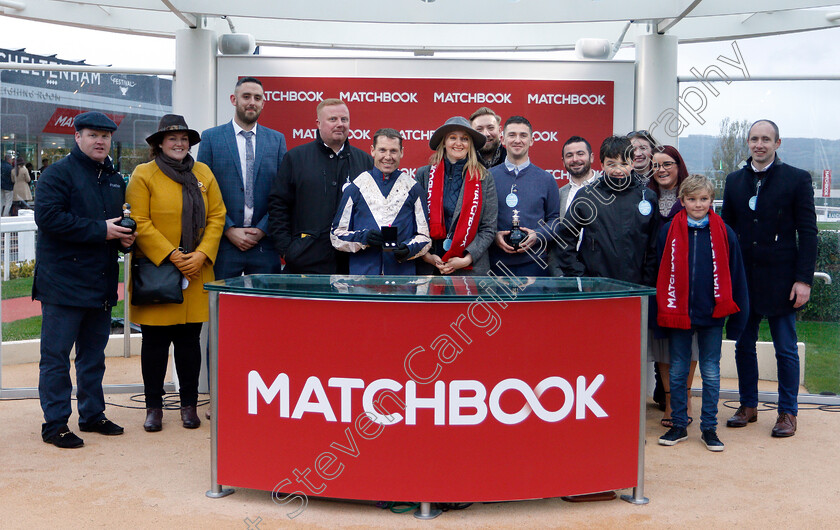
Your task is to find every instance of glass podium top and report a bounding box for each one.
[206,274,655,302]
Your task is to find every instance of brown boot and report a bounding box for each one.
[771,412,797,437]
[144,408,163,432]
[726,405,758,427]
[180,406,201,429]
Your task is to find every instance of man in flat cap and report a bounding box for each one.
[34,111,135,448]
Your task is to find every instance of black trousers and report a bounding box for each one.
[141,323,202,408]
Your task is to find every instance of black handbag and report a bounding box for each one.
[130,256,184,305]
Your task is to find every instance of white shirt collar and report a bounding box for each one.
[751,156,775,174]
[569,171,597,189]
[232,120,257,138]
[504,158,530,174]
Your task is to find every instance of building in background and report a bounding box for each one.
[0,48,172,180]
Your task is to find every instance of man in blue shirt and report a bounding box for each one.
[489,116,561,276]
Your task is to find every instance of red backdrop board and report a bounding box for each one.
[216,294,642,502]
[255,77,614,187]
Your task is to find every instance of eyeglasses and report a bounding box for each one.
[651,161,676,170]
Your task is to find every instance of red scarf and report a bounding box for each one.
[426,160,483,262]
[656,210,740,329]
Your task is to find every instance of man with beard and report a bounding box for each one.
[198,77,287,278]
[269,98,373,274]
[549,136,600,276]
[559,136,599,213]
[470,107,506,168]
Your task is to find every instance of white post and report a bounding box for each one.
[3,232,9,281]
[634,30,679,147]
[174,24,218,139]
[174,24,217,394]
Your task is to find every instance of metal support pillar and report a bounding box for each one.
[621,296,650,505]
[634,30,679,147]
[414,502,442,520]
[175,24,217,394]
[174,25,218,140]
[207,291,234,498]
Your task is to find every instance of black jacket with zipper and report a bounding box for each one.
[268,134,373,274]
[554,175,660,286]
[33,145,126,308]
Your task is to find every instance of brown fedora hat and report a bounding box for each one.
[145,114,201,147]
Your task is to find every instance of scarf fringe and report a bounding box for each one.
[657,314,692,330]
[656,210,737,329]
[712,300,740,319]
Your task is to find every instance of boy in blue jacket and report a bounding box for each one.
[656,174,749,452]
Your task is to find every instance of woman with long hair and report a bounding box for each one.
[415,117,497,276]
[126,114,226,432]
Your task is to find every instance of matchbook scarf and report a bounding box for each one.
[656,210,739,329]
[426,160,483,263]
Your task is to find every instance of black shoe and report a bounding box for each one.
[79,418,125,435]
[658,426,688,446]
[701,430,725,452]
[144,408,163,432]
[180,406,201,429]
[43,426,84,448]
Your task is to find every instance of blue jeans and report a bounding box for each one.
[39,303,111,439]
[669,325,723,432]
[734,309,799,415]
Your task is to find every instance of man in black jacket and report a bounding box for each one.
[470,107,506,169]
[34,111,136,448]
[721,119,817,438]
[268,98,373,274]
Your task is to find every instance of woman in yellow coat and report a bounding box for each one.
[126,114,226,432]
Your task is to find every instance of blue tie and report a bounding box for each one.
[241,130,255,210]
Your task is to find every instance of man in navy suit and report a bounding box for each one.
[198,77,286,279]
[721,119,817,438]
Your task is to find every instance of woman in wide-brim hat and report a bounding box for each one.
[126,114,226,433]
[416,116,498,276]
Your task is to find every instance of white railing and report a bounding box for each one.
[0,211,37,281]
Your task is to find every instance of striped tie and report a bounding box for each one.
[241,130,255,210]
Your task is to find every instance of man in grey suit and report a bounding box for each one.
[558,135,598,214]
[550,136,598,276]
[197,77,287,279]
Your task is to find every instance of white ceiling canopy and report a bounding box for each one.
[1,0,839,52]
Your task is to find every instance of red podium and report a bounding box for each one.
[205,274,654,517]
